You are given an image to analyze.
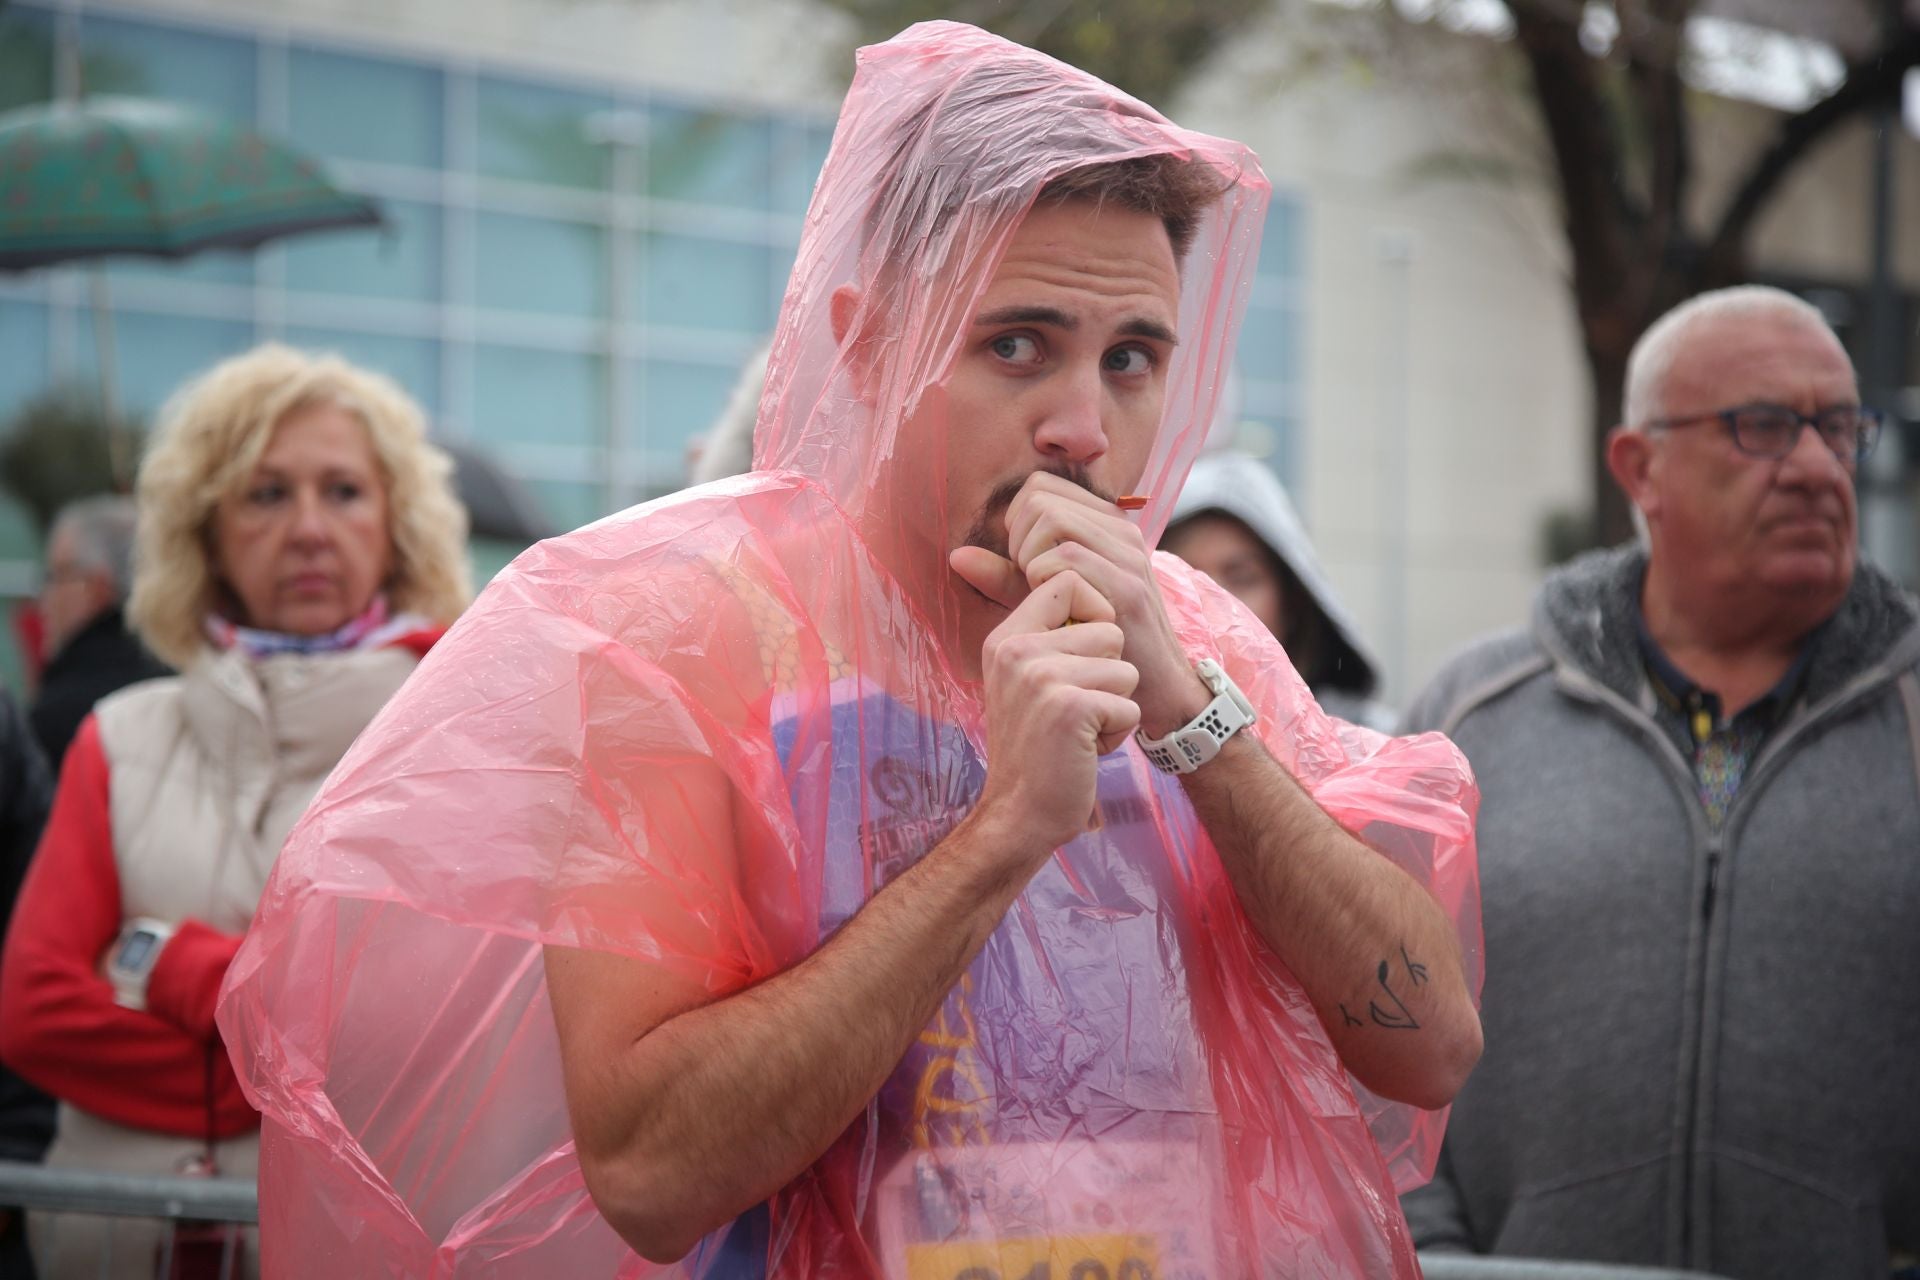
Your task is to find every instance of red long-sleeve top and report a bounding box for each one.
[0,716,258,1138]
[0,629,443,1139]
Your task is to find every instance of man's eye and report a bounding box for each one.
[989,334,1041,364]
[1104,346,1154,375]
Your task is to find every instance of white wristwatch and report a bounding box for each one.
[105,917,174,1011]
[1136,658,1257,775]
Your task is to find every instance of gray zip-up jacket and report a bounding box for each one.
[1400,546,1920,1280]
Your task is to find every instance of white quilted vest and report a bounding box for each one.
[43,643,421,1181]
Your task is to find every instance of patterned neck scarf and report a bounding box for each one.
[207,595,427,660]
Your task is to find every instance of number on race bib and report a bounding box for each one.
[907,1236,1156,1280]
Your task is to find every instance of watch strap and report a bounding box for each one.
[106,917,175,1012]
[1137,659,1257,775]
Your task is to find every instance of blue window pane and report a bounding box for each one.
[472,345,603,452]
[641,358,737,473]
[768,244,799,318]
[647,105,769,210]
[475,213,605,319]
[524,479,608,533]
[771,120,832,217]
[1261,416,1299,491]
[1236,384,1299,491]
[74,310,254,423]
[466,535,524,588]
[80,16,255,122]
[0,7,55,112]
[289,48,442,170]
[1259,198,1301,282]
[1235,303,1300,390]
[106,248,254,289]
[0,493,38,570]
[475,76,613,190]
[640,233,772,334]
[284,201,440,301]
[0,299,49,422]
[282,328,440,419]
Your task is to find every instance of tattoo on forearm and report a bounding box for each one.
[1403,944,1428,986]
[1341,947,1428,1032]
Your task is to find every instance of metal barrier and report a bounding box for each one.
[0,1160,255,1280]
[0,1163,1751,1280]
[1421,1255,1736,1280]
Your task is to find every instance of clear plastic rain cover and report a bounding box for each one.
[219,21,1481,1279]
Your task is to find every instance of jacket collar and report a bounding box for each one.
[40,606,158,680]
[177,642,425,791]
[1533,543,1920,711]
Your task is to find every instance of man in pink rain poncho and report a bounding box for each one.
[219,22,1484,1279]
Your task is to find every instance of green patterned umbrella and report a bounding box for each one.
[0,95,382,271]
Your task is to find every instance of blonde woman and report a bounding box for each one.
[0,344,470,1279]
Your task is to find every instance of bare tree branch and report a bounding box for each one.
[1506,0,1642,340]
[1621,0,1694,283]
[1702,17,1920,280]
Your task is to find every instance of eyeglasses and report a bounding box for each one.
[40,566,94,589]
[1645,402,1883,466]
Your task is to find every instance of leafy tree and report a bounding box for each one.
[0,391,142,536]
[811,0,1273,107]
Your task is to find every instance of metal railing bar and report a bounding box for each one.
[0,1162,257,1224]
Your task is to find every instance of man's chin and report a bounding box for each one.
[1756,548,1853,599]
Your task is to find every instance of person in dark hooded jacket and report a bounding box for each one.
[0,689,53,1278]
[1165,451,1395,730]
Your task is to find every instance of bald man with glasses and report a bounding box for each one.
[1398,285,1919,1280]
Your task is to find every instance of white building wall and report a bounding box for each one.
[1180,14,1589,703]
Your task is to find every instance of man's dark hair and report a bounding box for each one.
[857,61,1231,276]
[1035,154,1225,261]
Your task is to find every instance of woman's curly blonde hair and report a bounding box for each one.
[128,343,472,668]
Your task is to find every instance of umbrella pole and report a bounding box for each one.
[87,266,129,489]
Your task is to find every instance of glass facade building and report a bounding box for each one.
[0,0,1306,595]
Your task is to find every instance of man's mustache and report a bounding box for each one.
[961,464,1114,560]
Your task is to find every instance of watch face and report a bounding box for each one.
[115,931,159,972]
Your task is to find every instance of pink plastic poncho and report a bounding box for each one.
[218,22,1481,1279]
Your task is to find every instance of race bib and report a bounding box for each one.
[876,1139,1221,1280]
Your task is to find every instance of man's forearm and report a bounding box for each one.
[1182,732,1481,1109]
[574,805,1039,1261]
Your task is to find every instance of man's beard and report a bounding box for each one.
[960,463,1114,560]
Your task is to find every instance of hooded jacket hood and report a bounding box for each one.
[1534,544,1920,709]
[1170,451,1383,698]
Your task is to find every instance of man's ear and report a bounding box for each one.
[831,282,883,401]
[830,283,861,347]
[1606,425,1659,522]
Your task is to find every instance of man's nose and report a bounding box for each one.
[1777,417,1850,489]
[1031,366,1109,463]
